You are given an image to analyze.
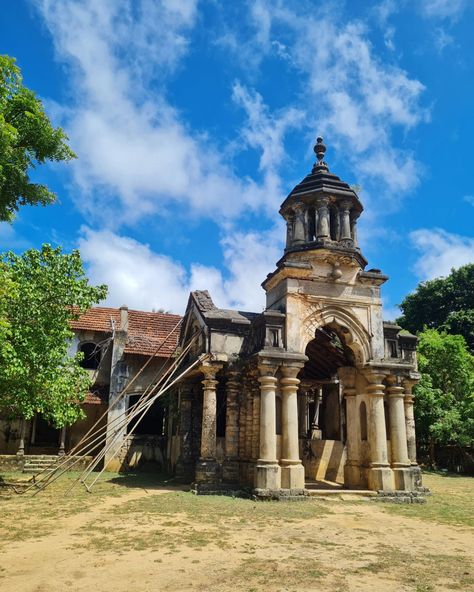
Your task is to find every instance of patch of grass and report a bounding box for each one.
[382,472,474,528]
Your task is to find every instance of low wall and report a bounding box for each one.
[300,439,346,483]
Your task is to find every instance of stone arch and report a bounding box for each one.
[302,305,371,367]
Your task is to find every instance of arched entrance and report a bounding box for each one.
[298,323,356,488]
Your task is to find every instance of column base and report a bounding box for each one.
[255,460,281,490]
[195,458,220,484]
[222,457,239,483]
[392,466,414,491]
[368,465,394,492]
[175,459,195,483]
[280,460,305,489]
[344,462,362,488]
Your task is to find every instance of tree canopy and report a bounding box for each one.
[397,264,474,352]
[414,329,474,450]
[0,245,107,427]
[0,55,75,222]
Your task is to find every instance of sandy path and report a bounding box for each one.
[1,491,473,592]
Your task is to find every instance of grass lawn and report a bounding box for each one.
[0,470,472,592]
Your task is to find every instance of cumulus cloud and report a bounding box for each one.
[34,0,295,225]
[226,1,428,205]
[410,228,474,280]
[78,226,282,313]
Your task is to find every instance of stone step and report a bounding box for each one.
[305,489,377,498]
[23,467,56,474]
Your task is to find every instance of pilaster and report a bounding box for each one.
[223,370,240,483]
[338,366,361,488]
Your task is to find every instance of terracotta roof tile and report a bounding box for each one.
[71,307,182,357]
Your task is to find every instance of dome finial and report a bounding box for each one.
[313,136,328,171]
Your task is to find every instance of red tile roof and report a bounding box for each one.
[70,307,182,357]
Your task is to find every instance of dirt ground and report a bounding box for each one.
[0,472,473,592]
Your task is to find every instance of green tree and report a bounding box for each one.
[0,55,75,222]
[414,329,474,461]
[397,264,474,352]
[0,245,107,427]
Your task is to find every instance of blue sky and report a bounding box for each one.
[1,0,473,317]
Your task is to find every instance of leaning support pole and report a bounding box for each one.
[29,329,203,496]
[81,354,207,492]
[77,339,200,487]
[22,318,185,494]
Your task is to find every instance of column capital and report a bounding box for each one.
[280,364,304,380]
[337,365,356,387]
[315,195,330,207]
[258,363,278,378]
[386,375,405,398]
[364,371,385,396]
[200,362,223,381]
[402,378,417,395]
[343,387,357,398]
[363,368,387,386]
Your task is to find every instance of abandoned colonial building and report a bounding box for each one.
[169,138,421,495]
[0,138,422,494]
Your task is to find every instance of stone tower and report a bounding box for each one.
[173,137,422,497]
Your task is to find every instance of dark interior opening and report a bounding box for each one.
[79,342,101,370]
[127,395,165,436]
[300,325,354,381]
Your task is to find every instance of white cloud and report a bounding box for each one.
[433,27,455,53]
[463,195,474,207]
[78,225,283,313]
[226,2,428,204]
[418,0,466,20]
[410,228,474,280]
[35,0,293,225]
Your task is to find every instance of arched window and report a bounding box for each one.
[79,342,101,370]
[359,401,368,441]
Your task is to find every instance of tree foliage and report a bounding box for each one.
[397,264,474,352]
[414,329,474,449]
[0,55,75,222]
[0,245,107,427]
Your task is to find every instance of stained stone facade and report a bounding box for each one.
[169,138,422,496]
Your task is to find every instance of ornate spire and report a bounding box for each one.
[312,136,328,172]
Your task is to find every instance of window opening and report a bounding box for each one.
[79,342,101,370]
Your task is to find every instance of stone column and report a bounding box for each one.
[402,379,418,466]
[59,426,66,456]
[255,364,280,491]
[350,212,359,245]
[293,205,306,244]
[280,365,305,490]
[175,382,194,481]
[338,367,361,488]
[298,391,308,438]
[17,419,27,456]
[339,200,352,240]
[365,371,394,491]
[104,305,129,471]
[223,371,240,483]
[386,376,411,490]
[316,197,330,239]
[195,364,221,484]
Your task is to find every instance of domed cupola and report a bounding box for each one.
[280,138,366,267]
